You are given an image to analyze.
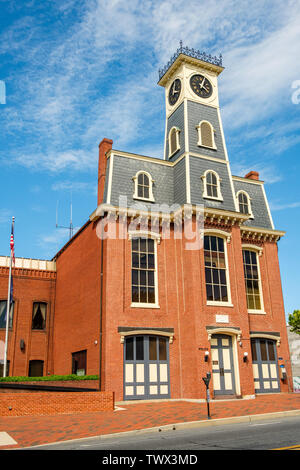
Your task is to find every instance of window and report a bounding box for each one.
[168,126,180,157]
[32,302,47,330]
[72,350,87,376]
[28,360,44,377]
[0,360,10,377]
[202,170,223,201]
[242,249,263,312]
[196,121,217,149]
[131,237,157,306]
[204,235,229,303]
[0,300,14,329]
[133,171,154,202]
[237,191,253,217]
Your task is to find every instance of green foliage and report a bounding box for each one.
[288,309,300,335]
[0,374,99,382]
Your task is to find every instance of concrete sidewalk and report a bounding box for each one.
[0,393,299,449]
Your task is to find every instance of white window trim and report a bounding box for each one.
[168,126,181,158]
[196,120,217,150]
[133,170,155,203]
[242,245,265,315]
[204,231,233,307]
[202,169,223,202]
[236,190,254,218]
[130,234,160,309]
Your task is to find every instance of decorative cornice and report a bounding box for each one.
[241,225,285,242]
[158,41,223,84]
[90,204,252,234]
[0,266,56,280]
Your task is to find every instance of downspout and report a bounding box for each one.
[99,222,104,391]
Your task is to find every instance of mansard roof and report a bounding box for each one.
[101,148,277,232]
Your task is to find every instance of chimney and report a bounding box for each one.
[244,171,259,181]
[98,138,113,205]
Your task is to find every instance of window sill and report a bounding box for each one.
[197,143,217,151]
[203,195,224,202]
[248,310,266,315]
[207,301,234,307]
[133,195,155,203]
[168,147,180,159]
[131,302,160,309]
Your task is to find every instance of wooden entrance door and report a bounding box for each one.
[211,334,236,396]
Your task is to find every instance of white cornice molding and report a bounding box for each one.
[90,203,249,226]
[241,225,285,242]
[232,175,264,185]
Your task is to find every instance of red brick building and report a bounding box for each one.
[0,46,291,401]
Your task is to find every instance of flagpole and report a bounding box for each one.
[3,216,14,378]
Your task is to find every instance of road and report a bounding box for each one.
[26,414,300,451]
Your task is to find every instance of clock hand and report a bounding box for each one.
[200,77,206,88]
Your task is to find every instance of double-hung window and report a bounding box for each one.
[242,249,263,312]
[131,237,157,306]
[204,235,229,303]
[0,300,14,329]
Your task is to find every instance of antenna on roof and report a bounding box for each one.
[56,191,74,240]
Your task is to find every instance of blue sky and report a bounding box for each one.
[0,0,299,317]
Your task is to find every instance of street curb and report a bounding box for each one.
[21,408,300,449]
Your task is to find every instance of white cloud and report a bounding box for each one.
[0,209,12,225]
[51,181,92,192]
[1,0,300,173]
[269,201,300,211]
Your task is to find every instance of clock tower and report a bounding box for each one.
[158,42,237,210]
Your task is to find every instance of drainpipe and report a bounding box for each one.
[99,223,104,391]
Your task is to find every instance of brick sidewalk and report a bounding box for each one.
[0,393,300,449]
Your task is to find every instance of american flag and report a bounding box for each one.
[10,218,15,266]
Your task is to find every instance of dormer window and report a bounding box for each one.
[237,191,253,217]
[133,171,155,202]
[168,126,180,157]
[202,170,223,201]
[196,121,217,150]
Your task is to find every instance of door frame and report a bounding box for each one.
[123,334,171,400]
[251,337,280,393]
[208,328,241,397]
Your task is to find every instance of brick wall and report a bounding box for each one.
[0,390,114,416]
[0,379,99,391]
[0,266,56,376]
[53,221,102,376]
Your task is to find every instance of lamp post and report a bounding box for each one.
[202,372,211,419]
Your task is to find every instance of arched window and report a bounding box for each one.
[133,171,155,202]
[202,170,223,201]
[196,121,217,149]
[237,191,253,217]
[168,126,180,157]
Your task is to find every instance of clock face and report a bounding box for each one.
[190,74,213,99]
[168,78,181,106]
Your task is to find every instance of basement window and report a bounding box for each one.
[28,360,44,377]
